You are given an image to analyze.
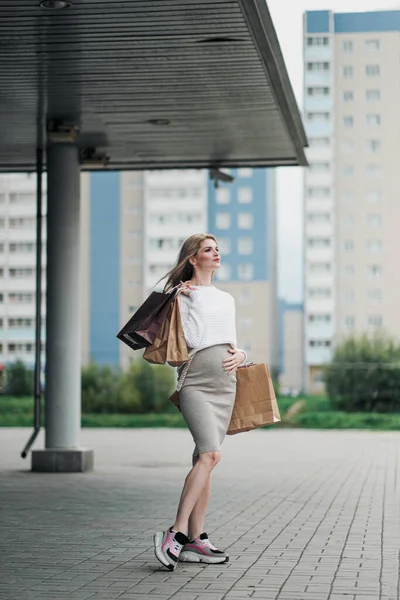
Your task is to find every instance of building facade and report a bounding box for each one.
[0,174,46,372]
[279,300,304,395]
[208,168,278,370]
[81,169,208,369]
[303,10,400,392]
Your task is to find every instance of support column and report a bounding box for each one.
[32,143,94,472]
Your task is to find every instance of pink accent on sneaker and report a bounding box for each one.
[184,540,210,556]
[161,529,179,557]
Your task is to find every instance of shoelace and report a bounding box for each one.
[171,538,183,554]
[200,538,217,550]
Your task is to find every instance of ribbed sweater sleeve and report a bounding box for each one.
[178,292,205,348]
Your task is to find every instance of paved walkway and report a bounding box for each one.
[1,428,400,600]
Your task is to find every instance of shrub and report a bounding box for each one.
[324,334,400,413]
[3,360,34,397]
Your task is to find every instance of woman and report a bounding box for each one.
[153,233,247,571]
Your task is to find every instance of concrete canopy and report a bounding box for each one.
[0,0,307,172]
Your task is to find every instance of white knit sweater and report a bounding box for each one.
[178,285,239,353]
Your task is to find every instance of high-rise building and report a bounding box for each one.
[0,174,46,372]
[303,10,400,392]
[208,168,278,369]
[81,170,207,369]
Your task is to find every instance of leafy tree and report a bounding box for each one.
[324,335,400,413]
[3,360,34,396]
[81,363,122,413]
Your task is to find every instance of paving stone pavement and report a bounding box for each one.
[1,428,400,600]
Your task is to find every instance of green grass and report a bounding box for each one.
[2,394,400,431]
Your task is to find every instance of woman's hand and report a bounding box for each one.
[223,348,246,375]
[178,280,195,297]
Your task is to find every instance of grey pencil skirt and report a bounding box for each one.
[179,344,237,457]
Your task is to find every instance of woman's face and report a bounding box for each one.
[191,238,220,271]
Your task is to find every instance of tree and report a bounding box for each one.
[324,335,400,413]
[81,363,123,413]
[3,360,34,396]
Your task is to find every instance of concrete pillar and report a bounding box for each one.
[32,143,93,472]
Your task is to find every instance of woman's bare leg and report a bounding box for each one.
[188,470,211,540]
[172,451,220,535]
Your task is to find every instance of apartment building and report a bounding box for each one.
[0,174,46,372]
[208,168,278,369]
[81,169,208,369]
[303,10,400,392]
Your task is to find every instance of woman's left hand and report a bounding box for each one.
[223,348,246,375]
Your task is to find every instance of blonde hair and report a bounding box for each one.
[162,233,218,292]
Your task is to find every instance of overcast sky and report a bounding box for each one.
[268,0,391,303]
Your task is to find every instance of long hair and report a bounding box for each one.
[162,233,218,292]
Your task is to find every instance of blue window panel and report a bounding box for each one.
[89,172,120,365]
[306,11,331,34]
[335,11,400,33]
[207,168,270,282]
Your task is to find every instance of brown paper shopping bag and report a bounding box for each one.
[143,299,188,366]
[227,363,281,435]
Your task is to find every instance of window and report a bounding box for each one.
[306,61,329,72]
[308,314,331,323]
[368,264,382,278]
[8,293,34,304]
[308,238,331,248]
[309,262,331,274]
[216,188,230,204]
[309,340,331,348]
[343,164,354,177]
[217,238,231,255]
[238,187,252,204]
[308,138,330,148]
[366,114,381,126]
[366,89,380,101]
[367,214,382,228]
[344,290,355,303]
[343,66,353,78]
[365,189,381,204]
[344,240,354,251]
[368,315,382,328]
[216,213,230,229]
[345,265,355,276]
[307,87,330,96]
[343,90,354,102]
[366,164,381,178]
[238,238,253,255]
[217,264,231,281]
[366,139,381,152]
[307,112,330,122]
[9,193,35,204]
[9,242,35,253]
[238,263,253,281]
[343,116,354,128]
[237,168,253,178]
[343,190,354,203]
[308,288,331,299]
[341,139,354,153]
[368,290,382,302]
[239,288,252,304]
[345,316,355,328]
[238,213,253,229]
[366,39,380,51]
[309,162,330,172]
[366,64,380,76]
[308,187,330,198]
[307,36,329,46]
[9,268,34,278]
[239,317,253,330]
[343,40,353,52]
[307,212,331,224]
[9,217,35,228]
[344,215,354,228]
[367,239,382,253]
